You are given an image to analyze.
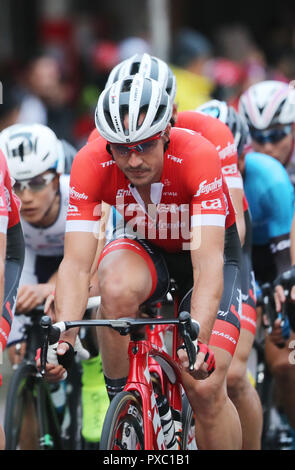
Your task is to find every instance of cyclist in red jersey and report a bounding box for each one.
[182,105,262,449]
[91,54,260,448]
[0,149,24,449]
[43,74,242,449]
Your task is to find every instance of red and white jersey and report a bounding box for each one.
[88,127,100,143]
[175,111,249,213]
[0,150,20,234]
[67,128,236,253]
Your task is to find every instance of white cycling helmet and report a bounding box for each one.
[197,99,250,156]
[105,53,177,103]
[238,80,295,130]
[0,123,64,180]
[197,99,229,123]
[95,73,172,143]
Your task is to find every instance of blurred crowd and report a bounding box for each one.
[1,11,295,151]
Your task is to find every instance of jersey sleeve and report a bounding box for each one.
[212,121,243,190]
[66,146,103,234]
[0,182,8,234]
[184,135,227,229]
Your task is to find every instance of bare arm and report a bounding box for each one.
[229,188,246,247]
[55,230,98,345]
[190,225,225,344]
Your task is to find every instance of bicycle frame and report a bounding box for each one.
[125,335,184,449]
[40,299,199,451]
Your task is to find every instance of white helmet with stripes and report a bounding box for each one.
[95,73,172,143]
[0,123,63,179]
[238,80,295,130]
[197,99,250,156]
[105,53,177,103]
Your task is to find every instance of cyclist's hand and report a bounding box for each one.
[274,284,286,313]
[44,293,56,320]
[36,341,70,383]
[178,342,215,380]
[16,284,53,314]
[267,317,286,347]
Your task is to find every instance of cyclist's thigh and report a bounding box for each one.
[98,235,170,306]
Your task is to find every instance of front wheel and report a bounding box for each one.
[181,394,197,450]
[99,391,144,450]
[4,363,42,450]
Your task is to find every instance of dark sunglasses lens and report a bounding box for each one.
[251,126,291,144]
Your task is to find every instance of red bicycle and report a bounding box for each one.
[40,294,199,450]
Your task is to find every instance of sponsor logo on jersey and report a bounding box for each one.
[270,239,291,253]
[100,160,116,168]
[116,188,132,198]
[222,163,238,175]
[201,198,223,210]
[167,154,183,164]
[194,177,222,197]
[218,142,237,160]
[68,204,79,213]
[69,186,88,200]
[4,186,11,211]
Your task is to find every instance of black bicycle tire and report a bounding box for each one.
[4,363,41,450]
[100,391,144,450]
[4,362,64,450]
[181,394,197,450]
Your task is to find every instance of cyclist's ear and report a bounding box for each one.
[52,172,60,193]
[106,144,114,161]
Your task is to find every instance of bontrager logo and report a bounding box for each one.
[69,186,88,200]
[194,177,222,197]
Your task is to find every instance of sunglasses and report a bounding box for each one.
[14,173,56,193]
[109,131,164,157]
[250,125,292,145]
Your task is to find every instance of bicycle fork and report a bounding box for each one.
[124,339,183,450]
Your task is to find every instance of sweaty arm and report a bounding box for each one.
[55,230,98,345]
[227,187,245,246]
[190,225,225,343]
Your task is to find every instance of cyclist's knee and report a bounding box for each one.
[185,360,229,412]
[186,377,228,421]
[227,361,248,397]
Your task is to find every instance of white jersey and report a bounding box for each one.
[21,174,70,256]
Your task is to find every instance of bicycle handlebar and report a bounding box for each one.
[39,311,199,376]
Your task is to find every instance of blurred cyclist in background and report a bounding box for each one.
[196,99,263,449]
[0,123,110,446]
[0,149,24,449]
[238,83,295,446]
